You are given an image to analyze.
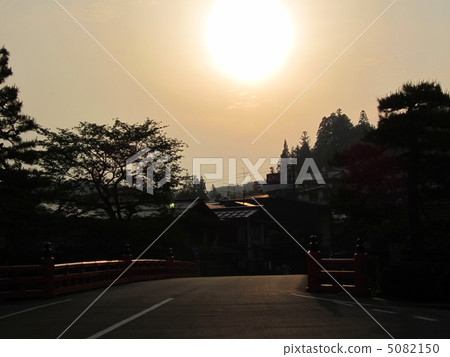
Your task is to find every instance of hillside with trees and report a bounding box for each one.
[280,109,374,171]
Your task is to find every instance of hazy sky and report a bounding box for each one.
[1,0,449,187]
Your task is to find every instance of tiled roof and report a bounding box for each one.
[213,208,259,219]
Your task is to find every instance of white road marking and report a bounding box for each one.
[334,301,355,307]
[0,299,72,320]
[371,309,397,314]
[57,199,198,339]
[413,316,439,322]
[87,298,174,339]
[291,293,355,306]
[291,293,443,313]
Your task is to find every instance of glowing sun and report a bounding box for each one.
[206,0,293,81]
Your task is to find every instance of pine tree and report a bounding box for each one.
[313,109,353,168]
[292,131,312,174]
[358,110,369,126]
[280,139,290,158]
[300,131,311,148]
[375,81,450,256]
[0,47,38,172]
[0,47,40,264]
[350,110,374,142]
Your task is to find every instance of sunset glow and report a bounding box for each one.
[206,0,293,81]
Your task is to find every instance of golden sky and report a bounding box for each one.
[1,0,449,186]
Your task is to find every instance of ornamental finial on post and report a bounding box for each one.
[42,242,53,259]
[308,235,319,253]
[123,243,131,256]
[355,237,365,254]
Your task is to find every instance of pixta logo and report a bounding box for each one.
[193,157,325,185]
[126,148,171,194]
[126,150,325,195]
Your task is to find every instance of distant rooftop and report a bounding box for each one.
[213,207,259,219]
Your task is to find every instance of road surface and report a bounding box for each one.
[0,275,447,338]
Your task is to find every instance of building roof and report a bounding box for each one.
[213,207,259,219]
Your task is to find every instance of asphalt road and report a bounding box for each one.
[0,275,448,339]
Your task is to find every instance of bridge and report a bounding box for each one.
[0,249,199,299]
[0,274,447,338]
[0,240,448,339]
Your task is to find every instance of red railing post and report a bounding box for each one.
[354,238,369,297]
[306,235,321,293]
[122,243,133,282]
[42,242,55,297]
[166,248,175,278]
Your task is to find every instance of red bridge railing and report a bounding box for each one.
[0,247,200,299]
[306,237,369,297]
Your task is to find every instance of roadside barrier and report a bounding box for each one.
[0,243,200,299]
[306,236,369,297]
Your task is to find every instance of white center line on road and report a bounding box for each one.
[87,298,174,339]
[414,316,439,322]
[0,299,72,320]
[58,198,198,339]
[371,309,397,314]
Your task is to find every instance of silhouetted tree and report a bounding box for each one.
[291,131,311,157]
[275,139,293,178]
[330,142,405,255]
[280,139,290,158]
[208,184,222,201]
[244,181,263,196]
[373,81,450,256]
[350,110,374,142]
[313,109,354,168]
[176,175,208,200]
[359,110,370,125]
[291,131,313,174]
[0,47,41,263]
[40,119,185,220]
[300,130,310,146]
[0,48,38,171]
